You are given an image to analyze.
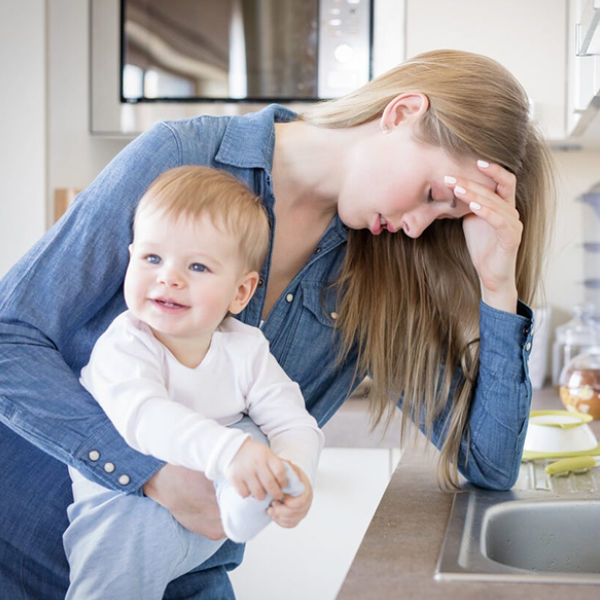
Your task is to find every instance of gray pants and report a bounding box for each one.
[63,417,302,600]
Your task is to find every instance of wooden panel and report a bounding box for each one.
[53,188,80,222]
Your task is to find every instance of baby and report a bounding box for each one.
[63,166,323,599]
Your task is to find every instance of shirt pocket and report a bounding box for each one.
[276,281,340,386]
[301,281,339,327]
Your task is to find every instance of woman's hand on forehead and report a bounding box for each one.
[444,160,521,313]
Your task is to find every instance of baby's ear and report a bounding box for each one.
[228,271,259,315]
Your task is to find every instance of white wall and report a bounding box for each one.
[405,0,567,141]
[47,0,128,219]
[0,1,47,277]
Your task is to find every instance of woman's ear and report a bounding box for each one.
[228,271,260,315]
[380,93,429,132]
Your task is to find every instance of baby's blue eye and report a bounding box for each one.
[189,263,207,272]
[145,254,161,265]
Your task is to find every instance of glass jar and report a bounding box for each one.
[559,347,600,419]
[551,304,600,387]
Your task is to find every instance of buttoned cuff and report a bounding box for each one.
[72,419,164,495]
[479,299,534,380]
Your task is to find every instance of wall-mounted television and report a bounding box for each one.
[90,0,404,135]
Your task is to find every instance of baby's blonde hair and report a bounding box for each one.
[134,166,270,273]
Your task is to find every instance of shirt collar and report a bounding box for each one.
[215,104,297,171]
[214,104,348,245]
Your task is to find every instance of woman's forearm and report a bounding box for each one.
[423,300,534,490]
[458,300,534,489]
[0,121,181,493]
[0,319,163,492]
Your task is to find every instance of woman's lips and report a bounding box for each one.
[370,214,397,235]
[370,214,383,235]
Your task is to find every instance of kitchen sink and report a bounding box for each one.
[435,488,600,584]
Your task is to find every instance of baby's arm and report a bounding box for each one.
[243,335,324,483]
[236,328,322,527]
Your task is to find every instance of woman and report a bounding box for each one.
[0,50,553,598]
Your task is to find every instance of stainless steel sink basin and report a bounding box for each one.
[435,488,600,584]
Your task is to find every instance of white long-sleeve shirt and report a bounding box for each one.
[80,312,323,482]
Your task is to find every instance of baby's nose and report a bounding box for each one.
[157,268,183,287]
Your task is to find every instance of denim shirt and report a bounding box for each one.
[0,104,534,493]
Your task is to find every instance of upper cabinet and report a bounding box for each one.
[567,0,600,146]
[403,0,568,143]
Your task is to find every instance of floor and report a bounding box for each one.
[229,397,403,600]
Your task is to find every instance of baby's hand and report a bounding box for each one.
[226,438,288,501]
[267,464,313,529]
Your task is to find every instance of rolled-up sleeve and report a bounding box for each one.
[418,301,534,490]
[442,300,534,490]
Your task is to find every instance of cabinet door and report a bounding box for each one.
[567,0,600,136]
[405,0,567,141]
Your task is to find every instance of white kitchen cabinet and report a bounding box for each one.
[567,0,600,139]
[403,0,568,142]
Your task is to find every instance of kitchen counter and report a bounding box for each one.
[336,388,600,599]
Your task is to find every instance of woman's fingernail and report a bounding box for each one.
[444,175,457,184]
[470,201,481,211]
[454,185,467,195]
[477,160,490,168]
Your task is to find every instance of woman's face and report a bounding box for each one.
[337,118,496,238]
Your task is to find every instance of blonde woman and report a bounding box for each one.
[0,50,553,599]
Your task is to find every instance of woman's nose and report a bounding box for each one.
[400,210,432,239]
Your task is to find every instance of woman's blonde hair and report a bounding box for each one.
[134,166,270,272]
[302,49,554,488]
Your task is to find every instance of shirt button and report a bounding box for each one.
[88,450,100,462]
[258,278,265,287]
[525,342,532,352]
[118,474,131,486]
[285,293,294,303]
[104,462,116,473]
[330,311,338,320]
[314,246,322,254]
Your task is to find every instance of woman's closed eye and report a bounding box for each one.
[428,188,458,210]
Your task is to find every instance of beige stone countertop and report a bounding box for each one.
[336,388,600,599]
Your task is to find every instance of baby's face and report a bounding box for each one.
[124,210,247,345]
